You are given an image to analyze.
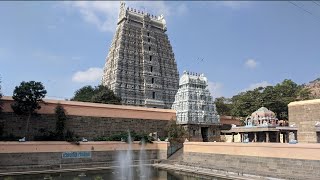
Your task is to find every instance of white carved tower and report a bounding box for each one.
[102,2,179,109]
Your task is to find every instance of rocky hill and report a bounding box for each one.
[305,78,320,99]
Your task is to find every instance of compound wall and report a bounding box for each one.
[0,97,176,140]
[182,142,320,180]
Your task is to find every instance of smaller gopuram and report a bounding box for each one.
[172,71,220,142]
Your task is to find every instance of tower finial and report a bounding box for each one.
[118,1,126,22]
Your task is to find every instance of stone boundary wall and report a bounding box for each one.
[182,142,320,180]
[288,99,320,143]
[0,141,168,173]
[1,96,176,120]
[0,96,176,139]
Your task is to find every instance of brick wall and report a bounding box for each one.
[288,99,320,143]
[0,113,169,140]
[0,96,176,140]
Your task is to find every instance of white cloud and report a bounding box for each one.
[245,59,258,69]
[72,67,103,83]
[208,81,223,98]
[62,1,188,32]
[243,81,272,91]
[64,1,119,32]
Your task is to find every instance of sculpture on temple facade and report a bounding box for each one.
[102,2,179,109]
[172,71,220,142]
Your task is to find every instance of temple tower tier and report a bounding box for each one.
[102,2,179,109]
[172,71,221,142]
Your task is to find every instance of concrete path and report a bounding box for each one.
[153,163,285,180]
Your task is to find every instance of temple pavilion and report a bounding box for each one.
[221,107,297,143]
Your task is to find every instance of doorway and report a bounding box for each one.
[201,127,209,142]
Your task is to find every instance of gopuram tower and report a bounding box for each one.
[172,71,221,142]
[102,2,179,109]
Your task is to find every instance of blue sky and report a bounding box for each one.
[0,1,320,100]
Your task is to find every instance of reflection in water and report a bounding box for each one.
[1,167,228,180]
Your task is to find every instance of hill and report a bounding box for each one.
[305,78,320,99]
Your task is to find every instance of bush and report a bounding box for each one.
[55,104,67,140]
[94,131,154,143]
[34,128,58,141]
[0,134,22,141]
[65,130,80,143]
[166,119,186,144]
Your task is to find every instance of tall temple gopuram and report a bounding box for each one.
[102,2,179,109]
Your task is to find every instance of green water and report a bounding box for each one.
[0,167,227,180]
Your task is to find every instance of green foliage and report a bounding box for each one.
[71,85,95,102]
[0,77,3,115]
[34,128,57,141]
[4,176,14,180]
[94,175,103,180]
[91,85,122,105]
[0,133,22,141]
[214,97,233,116]
[93,131,154,143]
[55,104,67,140]
[166,119,186,144]
[71,85,121,105]
[229,79,311,120]
[65,130,80,143]
[11,81,47,138]
[11,81,47,115]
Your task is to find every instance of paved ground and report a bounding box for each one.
[153,163,285,180]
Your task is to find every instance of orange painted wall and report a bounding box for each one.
[0,141,168,153]
[184,142,320,160]
[2,96,176,121]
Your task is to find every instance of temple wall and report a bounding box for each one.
[288,99,320,143]
[182,142,320,180]
[0,97,176,140]
[0,141,168,173]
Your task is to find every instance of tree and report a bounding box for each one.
[214,97,232,116]
[91,85,122,105]
[231,89,262,118]
[166,119,186,144]
[11,81,47,138]
[229,79,311,120]
[71,85,95,102]
[0,77,3,114]
[55,104,67,140]
[71,85,121,105]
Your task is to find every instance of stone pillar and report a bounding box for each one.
[286,131,290,143]
[254,133,257,142]
[266,132,269,143]
[232,133,235,142]
[294,131,298,141]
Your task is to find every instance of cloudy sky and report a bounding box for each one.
[1,1,320,100]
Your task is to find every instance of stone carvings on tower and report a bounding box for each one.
[102,2,179,109]
[172,71,220,124]
[172,71,220,142]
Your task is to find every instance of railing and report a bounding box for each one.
[167,143,183,158]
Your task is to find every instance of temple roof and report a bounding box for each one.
[251,107,276,118]
[179,71,207,86]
